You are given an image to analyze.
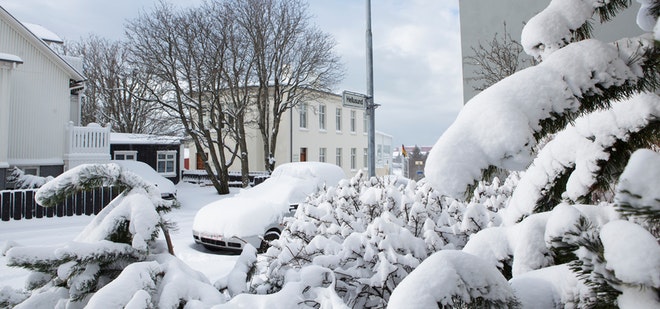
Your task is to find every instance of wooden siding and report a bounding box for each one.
[111,144,182,183]
[0,187,121,221]
[0,12,76,166]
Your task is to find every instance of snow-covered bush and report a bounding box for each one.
[388,250,518,309]
[247,170,516,307]
[6,167,53,189]
[1,163,224,308]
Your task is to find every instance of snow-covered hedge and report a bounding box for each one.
[249,170,516,307]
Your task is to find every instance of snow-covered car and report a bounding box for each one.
[192,162,345,252]
[110,160,177,200]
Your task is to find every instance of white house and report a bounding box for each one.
[459,0,644,103]
[0,5,110,190]
[188,90,392,178]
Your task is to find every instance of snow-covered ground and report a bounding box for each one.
[0,182,239,291]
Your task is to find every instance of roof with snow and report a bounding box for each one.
[0,52,23,63]
[22,23,63,44]
[0,5,84,81]
[110,133,183,145]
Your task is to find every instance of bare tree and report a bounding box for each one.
[68,36,181,135]
[464,23,535,92]
[231,0,344,172]
[125,2,241,194]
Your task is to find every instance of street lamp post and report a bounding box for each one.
[366,0,376,178]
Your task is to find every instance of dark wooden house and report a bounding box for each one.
[110,133,183,183]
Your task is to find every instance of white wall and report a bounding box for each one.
[0,61,14,168]
[1,8,82,167]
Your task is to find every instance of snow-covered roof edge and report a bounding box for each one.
[0,52,23,63]
[110,133,183,145]
[22,22,63,44]
[0,5,84,82]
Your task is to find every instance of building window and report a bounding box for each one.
[350,110,356,133]
[300,147,307,162]
[319,147,326,162]
[363,112,368,133]
[157,151,177,176]
[319,104,326,130]
[363,148,368,168]
[114,151,137,160]
[335,107,342,131]
[351,148,357,170]
[299,103,308,129]
[336,148,342,167]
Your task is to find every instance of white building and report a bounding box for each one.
[188,90,392,178]
[459,0,644,103]
[0,5,111,190]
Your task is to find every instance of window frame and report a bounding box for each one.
[157,150,177,177]
[299,103,308,129]
[114,150,137,161]
[350,147,357,170]
[350,110,356,133]
[319,104,326,131]
[319,147,327,162]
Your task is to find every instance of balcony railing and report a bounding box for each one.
[64,122,111,170]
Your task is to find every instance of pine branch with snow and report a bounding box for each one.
[426,0,659,200]
[388,250,519,309]
[504,93,660,224]
[4,163,187,307]
[6,167,53,189]
[614,149,660,230]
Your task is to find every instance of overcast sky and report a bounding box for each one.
[0,0,463,147]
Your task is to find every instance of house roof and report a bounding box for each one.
[0,5,84,82]
[110,133,183,145]
[22,23,64,44]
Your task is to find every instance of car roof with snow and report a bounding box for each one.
[192,162,345,237]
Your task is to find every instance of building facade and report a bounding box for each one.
[0,5,112,190]
[110,133,184,184]
[188,90,392,178]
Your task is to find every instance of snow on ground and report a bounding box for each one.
[0,182,240,291]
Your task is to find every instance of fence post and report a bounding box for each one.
[1,191,10,221]
[13,192,22,220]
[24,190,34,219]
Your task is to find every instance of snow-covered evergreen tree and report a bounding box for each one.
[244,169,515,307]
[3,163,224,308]
[411,0,660,308]
[425,0,659,200]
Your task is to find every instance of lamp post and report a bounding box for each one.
[366,0,376,178]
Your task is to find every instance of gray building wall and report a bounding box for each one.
[459,0,644,103]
